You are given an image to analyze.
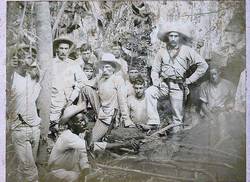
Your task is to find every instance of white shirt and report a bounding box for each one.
[50,57,88,122]
[98,75,132,125]
[9,72,41,129]
[48,130,107,171]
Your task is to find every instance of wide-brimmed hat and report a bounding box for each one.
[98,53,121,73]
[53,35,75,56]
[157,21,193,42]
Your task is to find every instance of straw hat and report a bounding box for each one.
[157,21,193,42]
[98,53,121,73]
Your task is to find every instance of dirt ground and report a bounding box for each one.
[6,110,245,182]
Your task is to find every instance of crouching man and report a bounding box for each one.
[47,98,137,181]
[47,100,90,182]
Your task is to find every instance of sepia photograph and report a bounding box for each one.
[5,1,246,181]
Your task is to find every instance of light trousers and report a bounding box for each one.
[11,124,40,182]
[145,82,184,132]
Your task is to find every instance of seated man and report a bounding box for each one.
[128,76,147,125]
[200,65,236,118]
[199,65,236,146]
[91,53,134,143]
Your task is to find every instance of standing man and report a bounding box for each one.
[145,22,208,133]
[110,41,129,79]
[91,53,134,142]
[50,35,88,131]
[8,45,41,182]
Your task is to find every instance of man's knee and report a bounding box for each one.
[145,86,159,98]
[82,85,95,95]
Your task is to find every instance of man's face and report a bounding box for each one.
[112,46,121,58]
[140,68,148,78]
[84,68,94,80]
[210,68,221,84]
[168,32,180,48]
[57,43,70,60]
[18,53,34,73]
[81,49,92,61]
[129,69,139,82]
[102,64,115,78]
[134,84,145,98]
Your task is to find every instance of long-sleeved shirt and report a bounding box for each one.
[50,57,88,122]
[151,45,208,86]
[97,75,132,125]
[9,72,41,129]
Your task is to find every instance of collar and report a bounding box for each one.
[55,56,71,63]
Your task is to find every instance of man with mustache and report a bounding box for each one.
[50,35,90,136]
[144,21,208,133]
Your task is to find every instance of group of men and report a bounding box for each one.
[8,21,244,182]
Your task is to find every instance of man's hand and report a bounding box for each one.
[40,133,48,144]
[159,82,169,94]
[185,78,192,85]
[11,56,18,68]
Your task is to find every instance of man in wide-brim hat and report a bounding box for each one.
[49,35,88,133]
[144,21,208,133]
[91,53,134,143]
[53,35,75,57]
[157,21,193,44]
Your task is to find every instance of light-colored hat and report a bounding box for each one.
[157,21,193,42]
[98,53,121,73]
[53,35,75,55]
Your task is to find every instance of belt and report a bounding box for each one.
[162,78,184,84]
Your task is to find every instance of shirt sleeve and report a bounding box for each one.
[186,47,208,83]
[151,50,162,86]
[63,131,90,170]
[63,130,86,150]
[114,77,131,123]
